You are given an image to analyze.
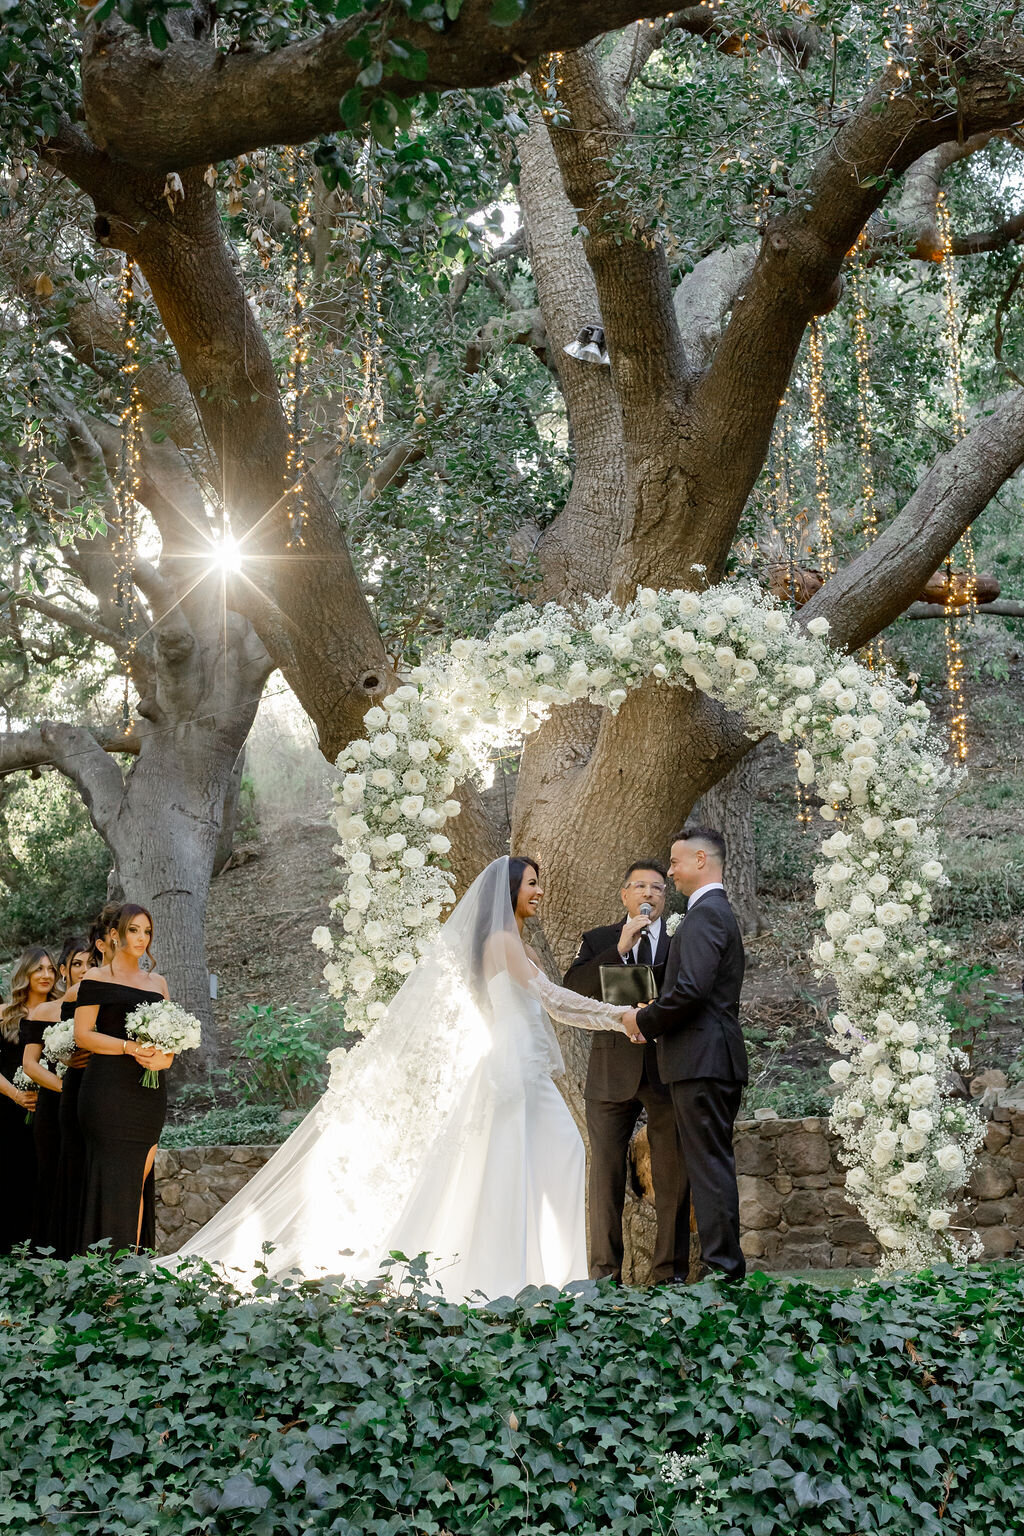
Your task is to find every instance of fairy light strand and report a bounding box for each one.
[808,317,835,579]
[283,147,314,547]
[850,254,884,668]
[115,256,142,732]
[938,186,976,762]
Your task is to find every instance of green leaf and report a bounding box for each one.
[489,0,525,22]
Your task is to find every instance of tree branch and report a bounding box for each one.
[801,387,1024,651]
[13,594,125,654]
[905,598,1024,619]
[80,1,686,174]
[0,723,134,838]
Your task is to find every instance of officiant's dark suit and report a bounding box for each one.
[564,877,691,1284]
[635,864,748,1282]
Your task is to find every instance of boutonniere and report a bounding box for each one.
[665,913,682,936]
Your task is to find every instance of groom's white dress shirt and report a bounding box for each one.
[685,881,725,910]
[620,916,663,964]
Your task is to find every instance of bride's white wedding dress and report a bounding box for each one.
[179,858,624,1300]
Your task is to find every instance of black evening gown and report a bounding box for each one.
[19,1016,62,1250]
[52,999,86,1260]
[76,980,167,1255]
[0,1024,36,1254]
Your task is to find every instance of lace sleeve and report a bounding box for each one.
[528,971,627,1033]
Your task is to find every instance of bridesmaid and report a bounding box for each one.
[74,904,173,1254]
[27,936,92,1256]
[0,948,52,1253]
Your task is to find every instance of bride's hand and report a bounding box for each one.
[621,1008,647,1044]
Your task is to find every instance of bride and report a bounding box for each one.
[179,856,626,1300]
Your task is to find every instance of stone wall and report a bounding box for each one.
[156,1102,1024,1267]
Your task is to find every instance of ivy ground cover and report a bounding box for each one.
[0,1254,1021,1535]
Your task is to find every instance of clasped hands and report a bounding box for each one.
[620,1007,646,1045]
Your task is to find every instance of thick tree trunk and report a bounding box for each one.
[214,747,246,875]
[694,746,763,936]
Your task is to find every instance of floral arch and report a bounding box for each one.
[315,580,983,1267]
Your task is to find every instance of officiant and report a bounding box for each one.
[563,862,690,1285]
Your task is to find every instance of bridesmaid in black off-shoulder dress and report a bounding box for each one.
[75,905,174,1255]
[30,937,94,1257]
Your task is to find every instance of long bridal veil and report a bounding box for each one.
[177,856,579,1296]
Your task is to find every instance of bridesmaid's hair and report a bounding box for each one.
[508,856,540,916]
[113,904,156,968]
[56,935,91,993]
[88,901,123,964]
[0,945,56,1041]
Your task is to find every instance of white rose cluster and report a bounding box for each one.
[318,579,981,1266]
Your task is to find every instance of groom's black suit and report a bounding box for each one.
[564,921,690,1283]
[636,889,748,1281]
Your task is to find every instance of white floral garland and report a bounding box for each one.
[316,579,982,1267]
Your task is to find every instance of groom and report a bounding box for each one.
[564,861,691,1285]
[622,828,748,1281]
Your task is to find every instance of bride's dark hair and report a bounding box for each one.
[508,856,540,915]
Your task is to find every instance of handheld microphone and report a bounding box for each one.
[639,902,653,919]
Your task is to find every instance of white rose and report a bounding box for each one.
[348,886,372,913]
[442,800,461,817]
[640,613,663,635]
[844,933,867,956]
[846,1166,868,1189]
[834,689,858,712]
[901,1129,927,1153]
[818,677,841,700]
[450,638,476,660]
[920,860,944,881]
[873,1010,897,1034]
[819,805,837,821]
[311,926,333,952]
[428,835,451,854]
[387,711,410,735]
[363,920,386,945]
[393,952,417,976]
[764,611,788,634]
[862,927,886,951]
[347,739,372,763]
[363,706,388,730]
[703,614,726,636]
[348,851,372,874]
[935,1145,963,1173]
[342,909,362,933]
[407,740,431,763]
[402,770,427,792]
[525,626,548,648]
[790,665,816,689]
[873,1129,898,1159]
[721,594,745,617]
[533,653,557,676]
[849,892,874,917]
[927,1210,950,1231]
[827,862,853,884]
[638,586,659,609]
[861,1041,884,1066]
[866,873,890,895]
[385,832,407,852]
[806,615,830,636]
[826,911,852,937]
[827,781,849,801]
[368,768,393,790]
[875,902,904,927]
[908,1108,932,1133]
[877,1228,903,1250]
[822,831,852,857]
[609,635,633,660]
[899,1049,920,1074]
[371,732,398,759]
[831,1011,853,1035]
[402,906,424,928]
[393,684,419,704]
[816,940,836,963]
[860,817,885,841]
[402,847,427,869]
[400,795,425,818]
[607,689,628,709]
[676,593,701,618]
[893,817,918,840]
[714,646,737,669]
[902,1162,927,1186]
[749,641,768,661]
[829,1059,852,1084]
[869,688,889,711]
[846,1099,866,1118]
[838,664,861,686]
[909,1074,937,1105]
[368,838,391,861]
[832,716,856,741]
[853,953,879,974]
[885,1175,908,1198]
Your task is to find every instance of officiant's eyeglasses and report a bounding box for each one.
[624,880,666,893]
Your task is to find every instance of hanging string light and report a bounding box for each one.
[937,186,976,762]
[850,252,884,669]
[807,317,836,578]
[356,141,385,460]
[770,399,812,833]
[283,146,314,547]
[115,256,142,733]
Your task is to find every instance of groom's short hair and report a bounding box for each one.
[673,826,726,868]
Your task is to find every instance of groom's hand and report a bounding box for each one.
[621,1008,646,1044]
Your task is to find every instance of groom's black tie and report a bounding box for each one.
[635,929,653,969]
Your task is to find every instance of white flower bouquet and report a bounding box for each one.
[42,1019,76,1070]
[11,1066,35,1123]
[124,999,202,1088]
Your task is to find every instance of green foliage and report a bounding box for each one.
[231,997,354,1108]
[0,771,110,950]
[0,1255,1022,1534]
[931,835,1024,929]
[936,960,1016,1073]
[161,1104,291,1148]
